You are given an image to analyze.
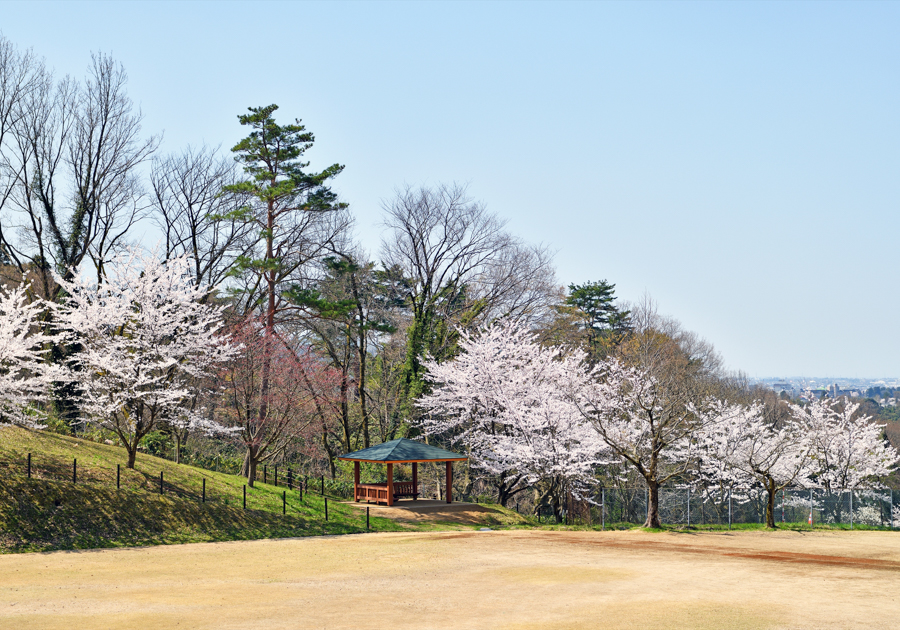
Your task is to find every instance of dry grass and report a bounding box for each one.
[1,529,898,629]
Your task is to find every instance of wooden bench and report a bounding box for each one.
[356,481,419,505]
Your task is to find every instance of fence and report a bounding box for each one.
[0,453,358,516]
[538,487,900,529]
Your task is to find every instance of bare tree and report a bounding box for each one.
[0,45,158,428]
[380,183,557,418]
[0,49,158,295]
[0,36,43,268]
[150,145,254,293]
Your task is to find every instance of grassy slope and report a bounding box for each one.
[5,427,845,553]
[0,426,413,552]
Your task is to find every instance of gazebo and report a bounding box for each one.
[338,438,467,506]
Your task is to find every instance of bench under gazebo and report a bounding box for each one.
[338,438,467,506]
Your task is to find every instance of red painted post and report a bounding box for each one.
[446,461,452,504]
[387,463,394,506]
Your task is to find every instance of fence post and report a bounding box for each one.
[809,488,813,528]
[288,468,293,491]
[601,488,605,531]
[27,453,30,479]
[73,458,77,484]
[646,487,649,523]
[263,465,267,485]
[782,489,785,523]
[325,496,328,521]
[202,478,206,503]
[282,490,286,515]
[850,490,853,530]
[117,464,120,489]
[160,471,163,495]
[321,475,324,496]
[299,480,303,502]
[243,484,246,510]
[891,489,894,530]
[728,488,732,530]
[687,487,691,527]
[367,506,370,530]
[275,466,278,487]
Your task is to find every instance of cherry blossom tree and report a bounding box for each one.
[793,398,899,523]
[167,406,238,465]
[0,283,67,428]
[573,359,710,528]
[694,401,812,528]
[573,298,728,528]
[418,320,604,516]
[218,319,341,486]
[55,249,236,468]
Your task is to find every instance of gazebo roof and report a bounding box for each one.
[337,438,467,463]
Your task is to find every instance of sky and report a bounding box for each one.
[2,1,899,378]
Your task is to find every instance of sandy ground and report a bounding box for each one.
[345,499,510,525]
[0,530,898,629]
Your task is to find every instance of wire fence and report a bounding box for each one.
[538,487,900,528]
[6,452,897,531]
[0,452,359,515]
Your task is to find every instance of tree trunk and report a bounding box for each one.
[255,196,276,486]
[643,479,661,528]
[243,444,259,487]
[358,335,370,449]
[765,478,777,529]
[497,475,527,507]
[174,433,182,464]
[247,457,258,488]
[126,444,137,469]
[339,362,351,451]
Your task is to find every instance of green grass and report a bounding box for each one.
[0,426,408,553]
[4,427,889,553]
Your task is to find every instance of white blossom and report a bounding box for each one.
[55,248,237,466]
[0,283,68,428]
[418,320,605,497]
[794,398,898,491]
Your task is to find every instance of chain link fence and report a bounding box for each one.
[537,487,899,528]
[597,487,899,528]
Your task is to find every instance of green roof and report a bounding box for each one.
[338,438,467,463]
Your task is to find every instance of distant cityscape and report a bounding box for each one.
[756,377,900,403]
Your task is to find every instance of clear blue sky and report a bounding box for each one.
[3,1,898,378]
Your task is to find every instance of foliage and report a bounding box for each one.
[54,249,236,468]
[217,319,341,485]
[0,282,67,428]
[419,321,604,515]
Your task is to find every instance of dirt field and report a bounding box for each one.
[1,529,897,629]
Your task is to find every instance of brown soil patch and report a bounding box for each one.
[345,499,514,525]
[543,533,900,571]
[1,530,898,629]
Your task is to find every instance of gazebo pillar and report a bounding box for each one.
[412,462,418,501]
[354,461,360,502]
[446,461,453,504]
[387,463,394,506]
